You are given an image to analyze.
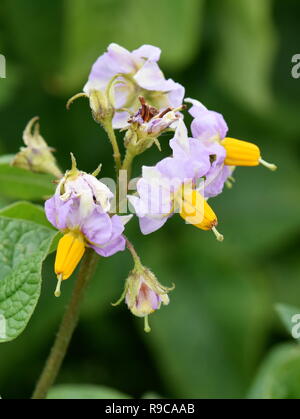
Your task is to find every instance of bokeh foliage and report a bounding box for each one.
[0,0,300,399]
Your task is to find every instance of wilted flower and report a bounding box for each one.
[124,96,181,155]
[83,43,185,129]
[114,261,173,332]
[12,117,62,178]
[45,155,131,296]
[128,96,180,136]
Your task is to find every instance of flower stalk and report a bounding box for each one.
[102,119,122,172]
[121,148,136,180]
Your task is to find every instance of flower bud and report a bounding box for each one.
[11,117,62,178]
[114,264,173,332]
[88,89,115,124]
[66,83,115,126]
[221,137,277,170]
[54,231,85,297]
[179,188,224,241]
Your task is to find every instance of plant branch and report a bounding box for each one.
[32,249,99,399]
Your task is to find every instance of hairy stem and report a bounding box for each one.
[126,238,142,266]
[32,249,99,399]
[103,121,122,172]
[121,148,136,181]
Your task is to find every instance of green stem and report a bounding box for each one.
[103,121,122,172]
[126,238,142,267]
[121,148,136,181]
[32,249,99,399]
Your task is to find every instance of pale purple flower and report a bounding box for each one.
[83,43,185,129]
[45,195,129,257]
[186,98,228,141]
[45,164,131,257]
[185,98,233,198]
[128,165,176,234]
[158,119,229,198]
[57,170,113,218]
[128,121,212,234]
[161,119,211,180]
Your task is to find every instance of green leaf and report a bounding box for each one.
[0,201,52,228]
[276,303,300,342]
[0,155,54,200]
[212,0,277,111]
[0,201,61,254]
[0,216,56,342]
[248,344,300,399]
[47,384,131,399]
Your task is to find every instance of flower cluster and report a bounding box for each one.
[32,43,276,330]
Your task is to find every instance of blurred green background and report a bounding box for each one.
[1,0,300,399]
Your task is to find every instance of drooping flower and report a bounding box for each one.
[45,155,131,296]
[113,260,173,332]
[185,98,277,197]
[83,43,185,129]
[128,122,223,240]
[12,116,62,178]
[164,114,232,198]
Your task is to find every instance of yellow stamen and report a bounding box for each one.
[54,232,85,296]
[179,188,221,233]
[221,138,260,166]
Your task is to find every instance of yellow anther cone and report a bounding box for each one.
[221,137,277,170]
[54,232,85,296]
[221,138,260,166]
[179,189,222,235]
